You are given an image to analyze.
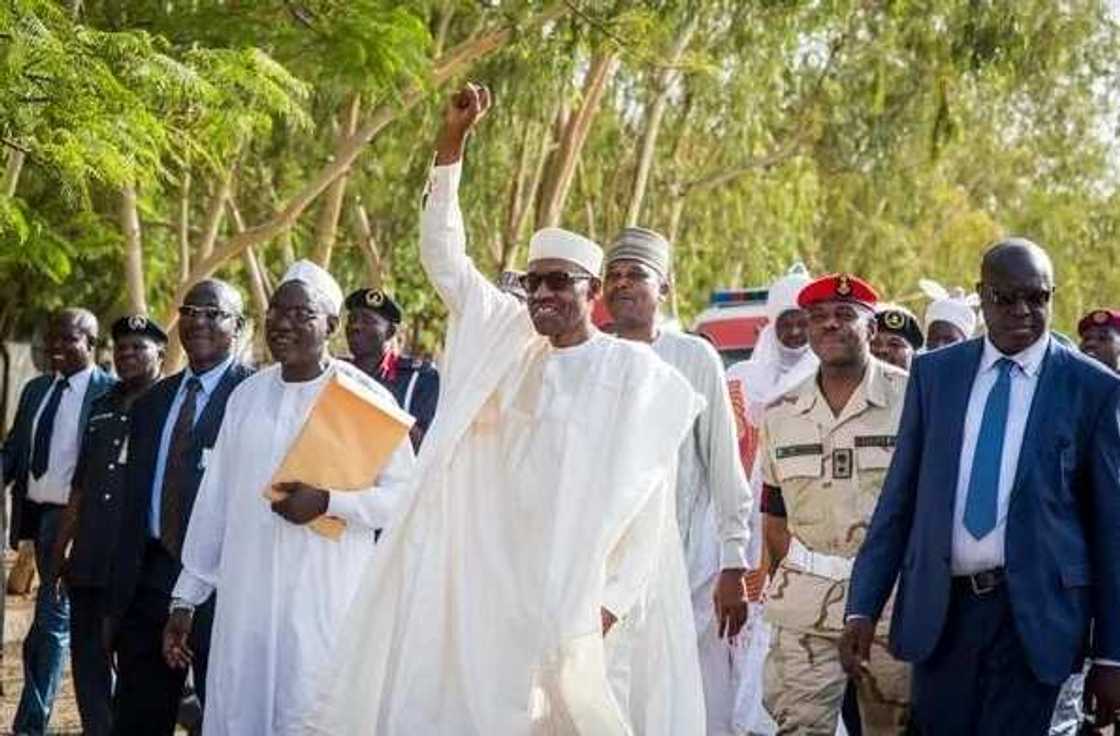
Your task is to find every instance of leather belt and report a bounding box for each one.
[952,567,1005,596]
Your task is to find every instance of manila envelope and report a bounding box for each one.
[263,367,414,540]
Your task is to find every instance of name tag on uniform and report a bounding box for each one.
[776,443,823,459]
[833,448,853,479]
[854,435,896,448]
[200,448,212,470]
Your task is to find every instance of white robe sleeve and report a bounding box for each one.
[420,162,517,323]
[694,343,754,569]
[172,400,238,607]
[601,479,668,620]
[326,436,416,531]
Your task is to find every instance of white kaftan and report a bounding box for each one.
[172,359,416,736]
[301,161,705,735]
[650,331,755,736]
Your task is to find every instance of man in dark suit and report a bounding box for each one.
[841,238,1120,734]
[105,280,253,736]
[5,308,115,736]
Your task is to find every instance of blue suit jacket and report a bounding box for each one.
[107,362,253,617]
[847,338,1120,685]
[4,367,116,548]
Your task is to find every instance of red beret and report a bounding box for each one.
[1077,308,1120,336]
[797,273,879,310]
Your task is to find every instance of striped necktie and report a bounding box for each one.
[160,377,202,557]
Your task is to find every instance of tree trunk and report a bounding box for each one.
[177,171,191,283]
[352,201,384,287]
[311,93,361,267]
[625,17,697,227]
[197,169,233,262]
[120,185,147,314]
[3,150,25,197]
[162,3,567,331]
[536,50,618,229]
[228,202,270,320]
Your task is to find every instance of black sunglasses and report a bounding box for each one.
[178,305,236,322]
[980,285,1054,308]
[519,271,594,294]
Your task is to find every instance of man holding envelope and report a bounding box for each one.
[162,260,416,735]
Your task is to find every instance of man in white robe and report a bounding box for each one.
[601,228,754,736]
[725,265,817,735]
[303,84,705,736]
[161,261,416,735]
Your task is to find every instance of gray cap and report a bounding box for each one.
[606,227,671,278]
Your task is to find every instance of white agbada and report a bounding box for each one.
[302,162,705,735]
[649,330,754,736]
[172,359,416,736]
[724,267,818,735]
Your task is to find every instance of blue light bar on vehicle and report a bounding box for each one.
[709,288,769,307]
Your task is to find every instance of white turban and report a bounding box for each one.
[279,259,344,317]
[528,227,603,276]
[766,263,812,322]
[925,297,977,338]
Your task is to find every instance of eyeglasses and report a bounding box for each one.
[266,305,322,324]
[518,271,594,294]
[980,285,1054,308]
[178,305,235,322]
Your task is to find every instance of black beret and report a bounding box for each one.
[111,314,168,344]
[875,306,924,350]
[344,288,402,324]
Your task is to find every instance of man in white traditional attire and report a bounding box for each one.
[303,84,706,735]
[601,228,754,736]
[160,261,416,735]
[725,265,816,736]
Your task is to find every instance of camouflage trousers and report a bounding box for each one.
[763,626,911,735]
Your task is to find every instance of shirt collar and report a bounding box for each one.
[796,359,887,415]
[184,353,235,397]
[980,333,1049,377]
[57,364,95,394]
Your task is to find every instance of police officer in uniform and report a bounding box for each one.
[49,315,166,736]
[871,304,924,372]
[344,288,440,449]
[758,273,911,735]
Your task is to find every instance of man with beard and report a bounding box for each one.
[344,288,440,449]
[1078,309,1120,373]
[6,308,115,736]
[758,274,911,734]
[48,315,166,736]
[303,83,706,735]
[161,261,415,734]
[871,305,924,372]
[726,264,816,735]
[106,280,253,736]
[843,239,1120,734]
[602,227,753,736]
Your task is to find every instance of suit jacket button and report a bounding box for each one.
[108,463,115,470]
[103,493,111,501]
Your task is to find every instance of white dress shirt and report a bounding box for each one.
[950,334,1048,575]
[27,365,95,505]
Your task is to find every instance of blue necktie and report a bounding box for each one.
[30,378,69,480]
[964,358,1014,539]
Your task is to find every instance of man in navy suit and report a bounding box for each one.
[841,238,1120,734]
[105,279,253,736]
[4,308,114,736]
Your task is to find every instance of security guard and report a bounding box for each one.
[871,303,923,371]
[50,314,166,736]
[1077,308,1120,373]
[758,273,911,735]
[344,288,440,449]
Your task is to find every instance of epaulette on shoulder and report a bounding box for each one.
[766,393,798,410]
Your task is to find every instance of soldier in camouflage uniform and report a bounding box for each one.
[758,273,911,735]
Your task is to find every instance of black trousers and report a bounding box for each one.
[110,584,213,736]
[69,585,112,736]
[911,582,1062,735]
